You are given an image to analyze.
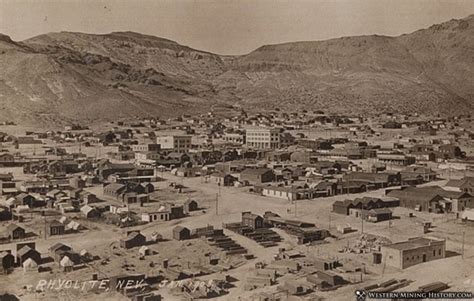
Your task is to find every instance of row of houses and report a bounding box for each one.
[386,186,474,213]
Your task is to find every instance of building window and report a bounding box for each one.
[439,249,441,255]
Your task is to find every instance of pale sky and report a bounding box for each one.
[1,0,474,55]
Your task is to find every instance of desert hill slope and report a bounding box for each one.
[0,15,473,125]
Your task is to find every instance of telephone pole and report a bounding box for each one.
[44,215,47,239]
[462,231,465,259]
[215,193,218,216]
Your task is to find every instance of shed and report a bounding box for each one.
[6,224,26,240]
[185,200,199,212]
[80,205,100,218]
[60,255,75,272]
[120,231,146,249]
[172,226,190,241]
[0,251,14,271]
[22,257,39,273]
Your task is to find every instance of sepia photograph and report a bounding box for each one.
[0,0,474,300]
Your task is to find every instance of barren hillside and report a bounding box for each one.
[0,15,473,125]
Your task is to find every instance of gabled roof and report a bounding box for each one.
[123,231,145,241]
[368,208,393,215]
[48,220,64,227]
[173,226,189,233]
[60,255,75,267]
[387,187,444,203]
[23,257,39,267]
[6,223,25,232]
[50,242,72,253]
[0,251,13,258]
[242,212,262,220]
[313,181,337,190]
[445,179,463,188]
[17,245,37,257]
[80,205,96,214]
[15,193,32,200]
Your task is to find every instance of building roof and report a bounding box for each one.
[173,226,189,233]
[389,186,471,202]
[17,245,36,257]
[445,179,464,188]
[241,168,273,176]
[368,208,393,215]
[387,187,443,203]
[313,181,337,190]
[0,251,13,258]
[6,223,24,232]
[123,231,145,241]
[242,212,262,220]
[15,193,32,200]
[402,166,437,174]
[60,255,75,267]
[80,205,96,214]
[261,185,299,193]
[48,220,64,227]
[384,237,444,251]
[104,183,126,193]
[50,242,71,253]
[23,257,39,267]
[344,172,391,183]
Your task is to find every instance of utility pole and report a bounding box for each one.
[361,206,364,234]
[462,231,465,259]
[294,199,297,217]
[215,193,218,216]
[44,215,47,239]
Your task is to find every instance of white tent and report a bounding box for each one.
[79,249,89,257]
[66,221,81,231]
[461,209,474,221]
[138,246,150,256]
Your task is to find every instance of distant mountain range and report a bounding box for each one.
[0,14,473,125]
